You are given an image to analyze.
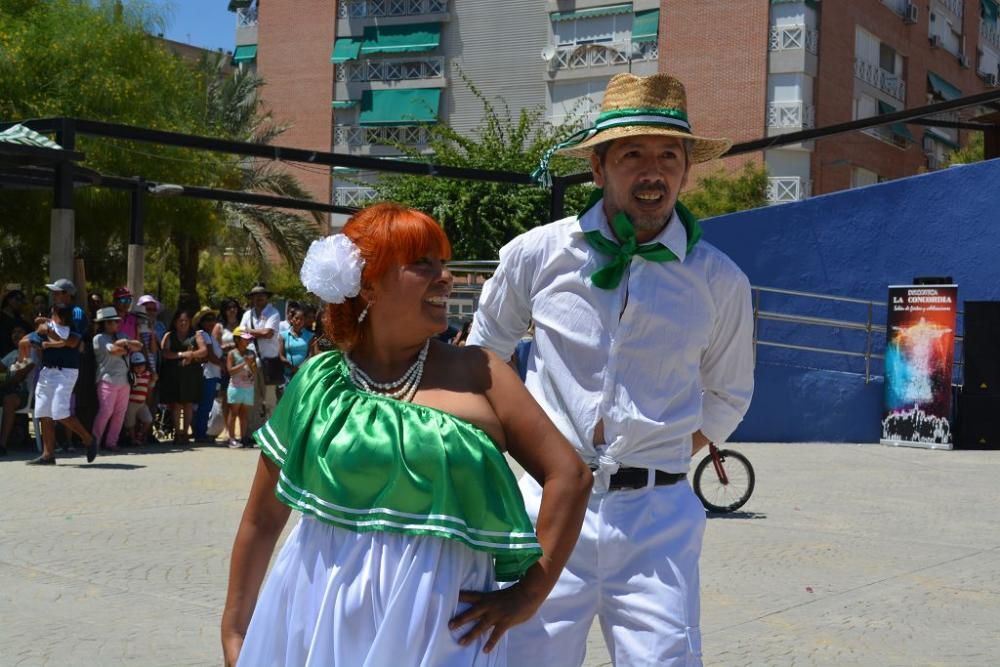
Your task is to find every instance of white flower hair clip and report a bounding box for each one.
[300,234,365,304]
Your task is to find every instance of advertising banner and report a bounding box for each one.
[881,285,958,449]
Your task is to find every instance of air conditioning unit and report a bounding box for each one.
[959,53,971,68]
[929,34,942,48]
[904,3,919,24]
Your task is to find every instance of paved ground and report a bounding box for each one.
[2,441,998,666]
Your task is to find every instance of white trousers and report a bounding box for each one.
[238,516,505,667]
[507,475,706,667]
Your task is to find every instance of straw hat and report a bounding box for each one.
[554,73,732,163]
[193,306,219,327]
[245,282,272,297]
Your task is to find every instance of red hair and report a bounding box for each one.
[322,202,451,351]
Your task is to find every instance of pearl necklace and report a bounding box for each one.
[346,339,429,403]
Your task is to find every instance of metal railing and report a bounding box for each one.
[334,124,431,148]
[854,57,906,101]
[768,24,819,54]
[767,101,816,129]
[766,176,811,203]
[551,40,658,71]
[333,186,378,207]
[934,0,964,18]
[236,6,258,27]
[880,0,909,16]
[441,264,965,386]
[336,56,445,83]
[983,21,1000,52]
[338,0,448,18]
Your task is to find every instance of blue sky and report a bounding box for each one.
[147,0,236,53]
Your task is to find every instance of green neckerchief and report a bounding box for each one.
[579,189,703,290]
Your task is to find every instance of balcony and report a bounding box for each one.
[854,57,906,102]
[338,0,448,19]
[549,40,658,73]
[767,101,816,130]
[983,21,1000,52]
[236,6,258,27]
[334,124,430,148]
[767,176,811,204]
[935,0,963,18]
[769,24,819,54]
[334,186,378,207]
[336,56,445,83]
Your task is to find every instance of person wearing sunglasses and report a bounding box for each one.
[112,287,140,340]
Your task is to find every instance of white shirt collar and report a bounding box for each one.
[574,198,690,262]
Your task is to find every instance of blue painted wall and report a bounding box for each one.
[700,158,1000,442]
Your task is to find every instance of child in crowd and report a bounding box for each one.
[92,307,142,452]
[0,324,33,455]
[125,352,154,446]
[225,328,256,449]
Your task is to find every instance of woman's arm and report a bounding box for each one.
[161,332,179,359]
[221,454,291,667]
[450,349,592,653]
[187,331,209,362]
[277,334,290,367]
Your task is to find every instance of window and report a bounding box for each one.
[879,43,896,73]
[854,93,878,120]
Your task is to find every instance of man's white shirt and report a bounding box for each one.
[467,200,754,490]
[239,304,281,359]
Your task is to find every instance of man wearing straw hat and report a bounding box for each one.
[466,73,755,665]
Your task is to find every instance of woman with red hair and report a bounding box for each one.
[222,203,592,666]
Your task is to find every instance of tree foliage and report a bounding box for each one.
[682,162,769,220]
[371,79,593,260]
[0,0,318,305]
[944,131,985,167]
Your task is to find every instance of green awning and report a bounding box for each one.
[926,129,961,150]
[331,37,363,63]
[228,0,251,10]
[551,3,632,22]
[332,100,359,109]
[359,88,441,126]
[0,124,63,149]
[927,71,962,101]
[632,9,660,43]
[878,100,914,142]
[232,44,257,63]
[361,23,440,55]
[983,0,999,25]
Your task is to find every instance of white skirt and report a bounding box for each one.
[237,516,506,667]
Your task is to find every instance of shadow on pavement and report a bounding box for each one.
[69,462,147,470]
[706,511,767,520]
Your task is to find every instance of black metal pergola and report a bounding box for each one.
[1,85,999,287]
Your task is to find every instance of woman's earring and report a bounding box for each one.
[357,301,371,324]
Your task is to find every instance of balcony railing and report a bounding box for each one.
[236,6,258,27]
[854,57,906,101]
[334,186,378,207]
[934,0,963,18]
[768,24,819,54]
[550,40,658,72]
[338,0,448,18]
[767,101,816,129]
[983,21,1000,52]
[767,176,811,204]
[334,124,430,148]
[336,56,445,82]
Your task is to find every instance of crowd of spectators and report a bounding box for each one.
[0,279,331,463]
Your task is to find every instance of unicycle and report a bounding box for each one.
[693,443,755,513]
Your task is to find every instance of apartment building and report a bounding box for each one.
[230,0,995,215]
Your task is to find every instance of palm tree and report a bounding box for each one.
[174,55,321,301]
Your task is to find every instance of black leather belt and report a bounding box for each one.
[591,466,687,491]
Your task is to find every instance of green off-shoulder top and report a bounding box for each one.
[253,350,542,581]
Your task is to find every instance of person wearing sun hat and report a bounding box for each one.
[238,282,281,434]
[468,73,755,666]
